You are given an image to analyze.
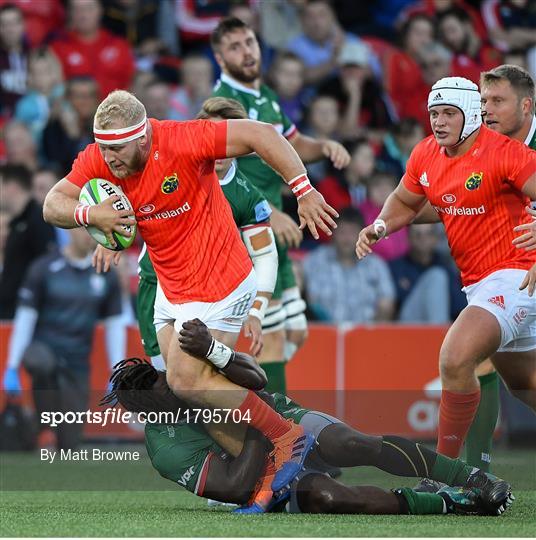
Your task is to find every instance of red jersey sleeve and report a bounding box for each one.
[65,144,103,188]
[402,143,426,195]
[178,120,228,162]
[501,139,536,192]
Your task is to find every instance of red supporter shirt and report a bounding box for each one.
[51,29,134,97]
[402,126,536,286]
[66,119,252,303]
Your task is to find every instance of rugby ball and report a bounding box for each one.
[79,178,137,251]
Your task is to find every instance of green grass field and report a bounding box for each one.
[1,447,535,537]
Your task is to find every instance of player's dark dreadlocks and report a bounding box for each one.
[100,357,161,413]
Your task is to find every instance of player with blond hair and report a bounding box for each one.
[43,89,339,496]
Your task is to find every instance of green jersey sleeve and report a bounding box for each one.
[138,244,157,283]
[145,422,223,496]
[221,164,272,228]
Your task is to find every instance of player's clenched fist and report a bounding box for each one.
[322,140,351,170]
[355,224,382,260]
[512,205,536,251]
[297,189,339,240]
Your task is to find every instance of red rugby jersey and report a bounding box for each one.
[67,119,252,303]
[403,125,536,286]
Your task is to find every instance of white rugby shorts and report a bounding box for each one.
[154,269,256,334]
[462,269,536,353]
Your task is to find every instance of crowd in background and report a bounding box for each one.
[1,0,535,327]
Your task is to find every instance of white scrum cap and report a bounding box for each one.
[428,77,482,143]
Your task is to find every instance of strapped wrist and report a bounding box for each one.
[74,203,91,227]
[248,296,269,322]
[373,218,388,239]
[206,338,234,369]
[288,174,313,200]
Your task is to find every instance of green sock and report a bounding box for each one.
[464,371,499,472]
[431,454,475,486]
[261,361,287,394]
[395,488,445,514]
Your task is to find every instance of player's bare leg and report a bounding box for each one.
[491,350,536,410]
[437,306,501,458]
[157,325,315,492]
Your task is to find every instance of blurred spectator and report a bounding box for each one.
[316,138,375,210]
[358,171,409,261]
[50,0,135,98]
[383,14,433,132]
[287,0,376,86]
[0,0,65,47]
[0,164,56,319]
[302,94,341,182]
[437,7,503,84]
[417,41,453,87]
[42,76,98,176]
[4,120,38,171]
[130,69,156,97]
[176,0,229,50]
[398,0,487,39]
[269,52,306,127]
[0,208,8,273]
[481,0,536,54]
[2,228,127,450]
[32,167,69,249]
[142,78,175,120]
[319,40,394,140]
[378,118,424,179]
[0,3,28,117]
[389,224,450,324]
[302,207,395,323]
[170,52,213,120]
[14,48,64,149]
[259,0,303,51]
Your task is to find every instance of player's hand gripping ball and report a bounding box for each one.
[79,178,136,251]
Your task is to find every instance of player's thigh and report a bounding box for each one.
[156,323,175,365]
[491,349,536,392]
[475,358,495,377]
[440,306,502,375]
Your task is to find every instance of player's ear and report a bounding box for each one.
[214,51,225,70]
[521,97,532,116]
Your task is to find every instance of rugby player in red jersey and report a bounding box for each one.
[43,90,339,502]
[355,77,536,464]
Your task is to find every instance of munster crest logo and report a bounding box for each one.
[465,171,483,191]
[161,173,179,194]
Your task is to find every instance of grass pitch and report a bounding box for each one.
[1,447,535,537]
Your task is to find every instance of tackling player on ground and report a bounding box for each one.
[101,321,512,516]
[211,17,351,394]
[43,89,339,492]
[356,77,536,469]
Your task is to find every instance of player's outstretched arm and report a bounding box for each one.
[178,319,267,390]
[203,425,271,504]
[356,183,426,260]
[225,120,339,239]
[413,201,441,224]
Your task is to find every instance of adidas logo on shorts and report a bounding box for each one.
[488,295,505,310]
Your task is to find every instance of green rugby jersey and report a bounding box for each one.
[525,116,536,150]
[145,392,310,495]
[212,73,297,210]
[138,161,271,283]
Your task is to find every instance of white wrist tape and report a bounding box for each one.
[74,203,91,227]
[288,174,313,200]
[249,296,269,322]
[373,218,388,239]
[206,338,234,369]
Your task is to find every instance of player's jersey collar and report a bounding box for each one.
[220,73,260,98]
[218,160,237,186]
[524,115,536,147]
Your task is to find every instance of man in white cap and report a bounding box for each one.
[355,77,536,464]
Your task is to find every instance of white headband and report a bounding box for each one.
[93,116,147,145]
